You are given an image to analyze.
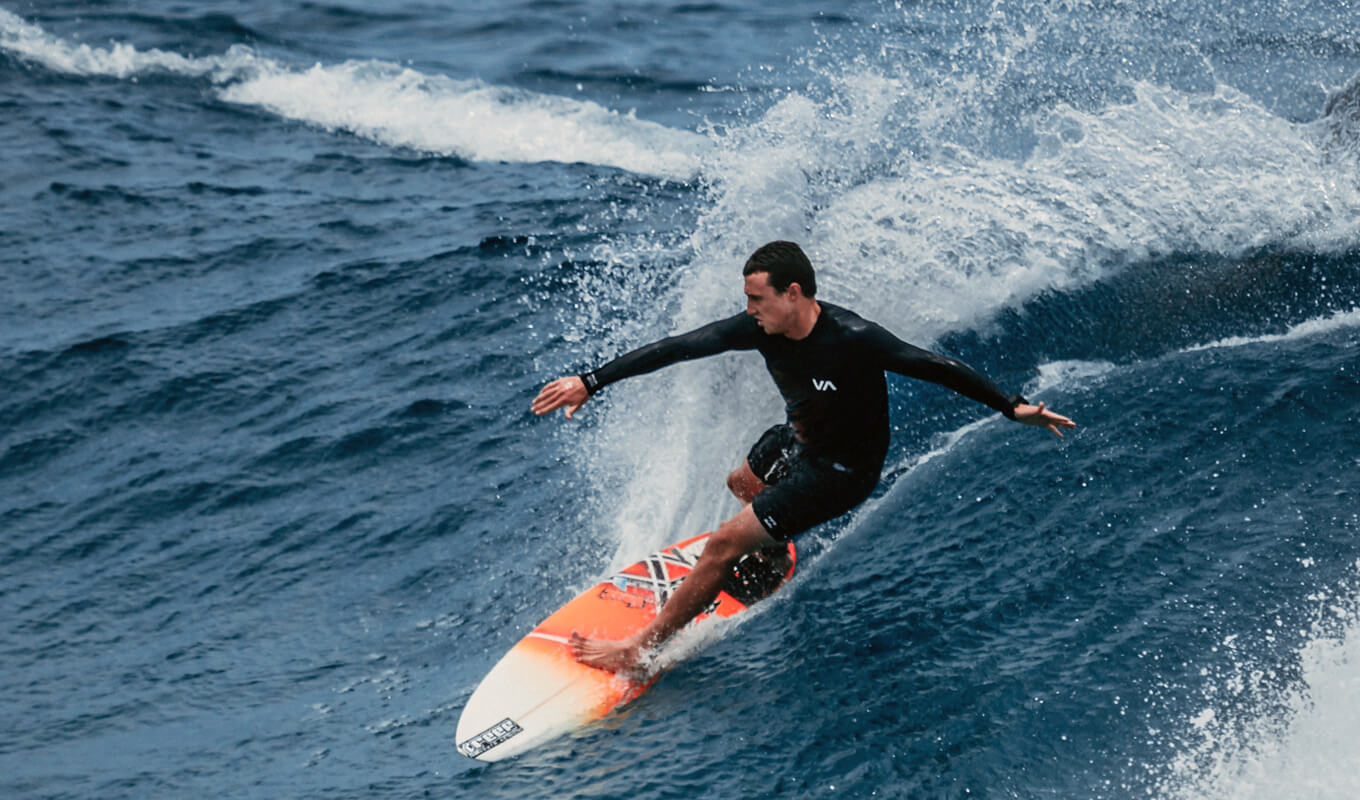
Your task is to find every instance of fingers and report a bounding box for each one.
[531,377,588,418]
[1044,412,1076,437]
[530,379,566,415]
[1016,400,1076,437]
[530,384,559,415]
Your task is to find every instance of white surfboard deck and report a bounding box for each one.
[456,533,795,762]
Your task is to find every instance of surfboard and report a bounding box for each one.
[455,532,796,762]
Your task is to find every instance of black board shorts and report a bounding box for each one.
[746,424,878,542]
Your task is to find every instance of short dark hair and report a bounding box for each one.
[743,241,816,297]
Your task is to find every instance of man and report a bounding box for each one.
[531,241,1074,673]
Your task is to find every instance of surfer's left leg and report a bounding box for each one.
[571,504,776,674]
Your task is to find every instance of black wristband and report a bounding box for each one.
[1005,393,1028,420]
[580,371,601,395]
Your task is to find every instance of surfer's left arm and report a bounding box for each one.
[867,323,1075,437]
[1011,401,1075,438]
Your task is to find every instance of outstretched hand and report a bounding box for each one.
[532,376,589,419]
[1013,401,1076,438]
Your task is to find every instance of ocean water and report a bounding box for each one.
[2,0,1359,797]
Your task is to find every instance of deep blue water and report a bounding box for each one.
[3,1,1359,798]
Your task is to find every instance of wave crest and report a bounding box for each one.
[0,8,708,179]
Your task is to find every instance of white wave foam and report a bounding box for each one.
[218,61,707,179]
[1157,577,1360,800]
[1183,307,1360,353]
[1028,359,1118,395]
[662,69,1360,350]
[0,8,707,179]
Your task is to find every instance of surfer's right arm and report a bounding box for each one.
[531,376,591,419]
[531,313,759,419]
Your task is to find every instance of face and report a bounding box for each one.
[744,271,800,335]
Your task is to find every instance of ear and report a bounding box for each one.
[784,282,804,300]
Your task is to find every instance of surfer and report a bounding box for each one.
[531,241,1075,674]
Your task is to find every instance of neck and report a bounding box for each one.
[784,300,821,340]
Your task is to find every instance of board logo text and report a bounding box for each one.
[457,717,524,758]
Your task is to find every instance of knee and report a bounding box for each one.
[725,468,746,499]
[726,464,764,503]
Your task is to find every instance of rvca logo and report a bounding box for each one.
[812,378,838,391]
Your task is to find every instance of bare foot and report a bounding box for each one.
[569,631,645,676]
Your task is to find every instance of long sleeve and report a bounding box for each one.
[862,323,1024,419]
[581,313,761,394]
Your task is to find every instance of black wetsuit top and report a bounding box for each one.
[581,302,1024,474]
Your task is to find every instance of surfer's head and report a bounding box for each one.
[743,240,816,298]
[743,241,819,338]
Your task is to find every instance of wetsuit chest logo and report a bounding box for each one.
[812,378,838,391]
